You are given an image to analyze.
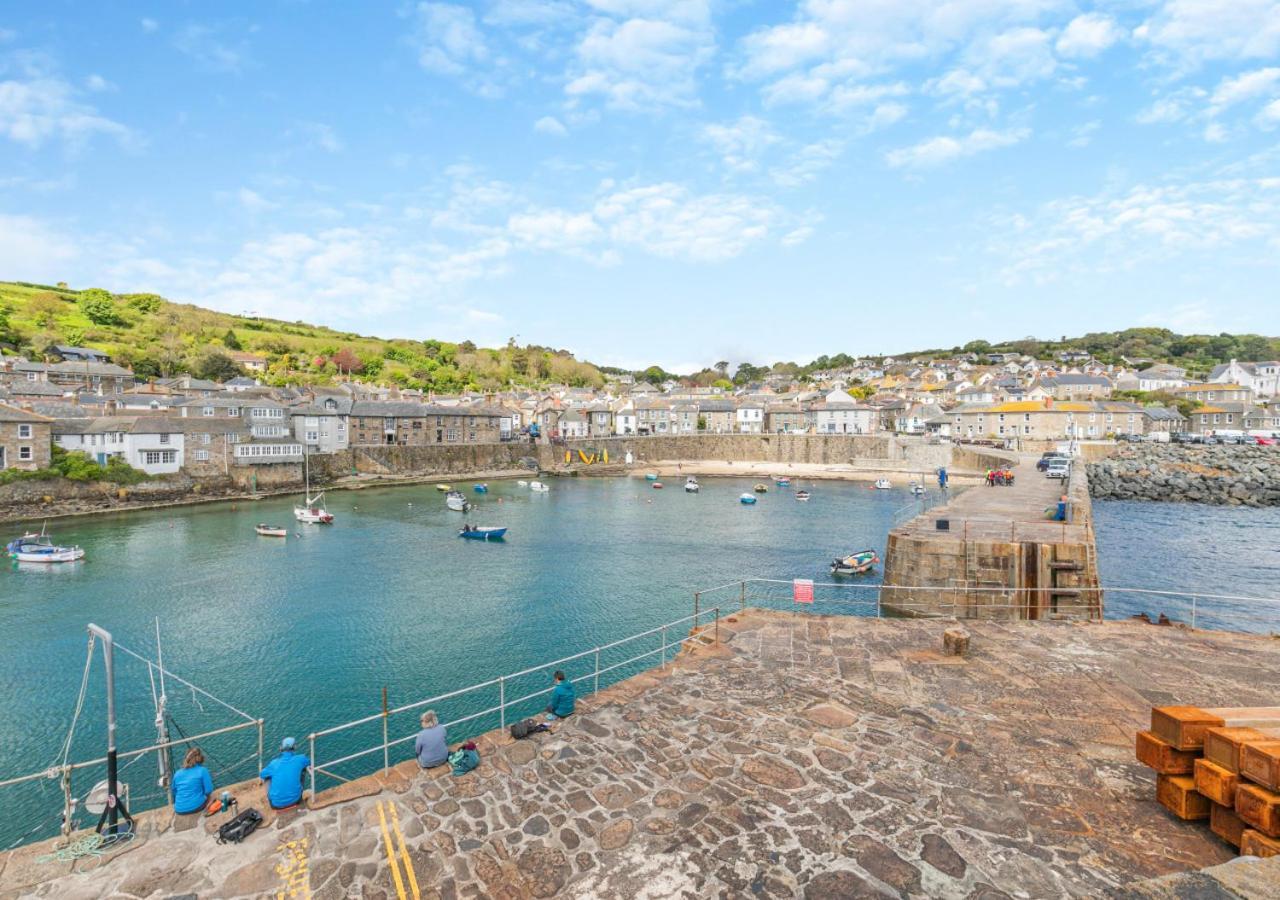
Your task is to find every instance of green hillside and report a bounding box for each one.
[0,281,602,392]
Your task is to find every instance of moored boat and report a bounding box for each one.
[831,549,879,575]
[473,483,489,493]
[739,493,757,504]
[435,484,452,492]
[529,481,550,493]
[684,477,700,493]
[775,476,791,486]
[753,483,768,493]
[910,483,925,496]
[255,524,288,537]
[517,480,528,486]
[6,530,85,563]
[294,454,334,524]
[446,490,472,512]
[459,525,507,540]
[794,490,811,501]
[652,481,664,489]
[644,473,659,481]
[872,479,892,490]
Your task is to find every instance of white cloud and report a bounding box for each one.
[85,74,114,92]
[173,24,251,73]
[534,115,568,136]
[1137,0,1280,66]
[886,127,1029,169]
[0,70,130,148]
[507,208,604,253]
[1067,119,1100,148]
[771,139,843,187]
[1259,98,1280,126]
[966,27,1057,89]
[0,213,76,275]
[700,116,780,172]
[411,3,489,76]
[295,121,343,153]
[594,182,777,261]
[1055,13,1122,59]
[1209,67,1280,111]
[140,18,159,33]
[236,188,278,213]
[567,12,713,110]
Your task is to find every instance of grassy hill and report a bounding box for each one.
[0,281,603,392]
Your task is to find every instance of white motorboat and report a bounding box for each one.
[6,530,85,563]
[794,490,811,501]
[910,483,925,496]
[684,477,700,493]
[294,454,334,524]
[255,524,288,537]
[517,480,528,487]
[445,490,471,512]
[529,481,550,493]
[873,479,892,490]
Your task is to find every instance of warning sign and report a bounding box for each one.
[793,579,814,604]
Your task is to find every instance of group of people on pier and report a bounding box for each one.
[170,670,575,815]
[985,469,1016,486]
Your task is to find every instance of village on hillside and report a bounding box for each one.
[3,346,1279,480]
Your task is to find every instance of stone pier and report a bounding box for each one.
[5,610,1278,898]
[881,452,1101,619]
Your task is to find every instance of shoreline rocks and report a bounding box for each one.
[1087,445,1280,507]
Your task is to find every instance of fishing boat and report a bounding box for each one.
[255,524,288,537]
[652,481,664,489]
[831,549,879,575]
[775,476,791,487]
[644,473,659,481]
[684,477,700,493]
[739,493,757,505]
[6,528,85,563]
[517,480,528,487]
[794,490,811,502]
[294,454,334,524]
[435,484,452,492]
[529,481,550,493]
[459,525,507,540]
[473,483,489,493]
[753,483,768,493]
[445,490,471,512]
[872,479,892,490]
[910,483,925,496]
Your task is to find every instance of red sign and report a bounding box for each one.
[793,579,814,604]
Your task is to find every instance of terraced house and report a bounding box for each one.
[349,402,503,445]
[949,400,1147,440]
[0,404,52,471]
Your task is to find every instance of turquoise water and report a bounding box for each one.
[3,482,1277,849]
[0,475,906,847]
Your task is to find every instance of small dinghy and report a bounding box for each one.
[794,490,811,502]
[872,479,892,490]
[446,490,472,512]
[6,529,85,563]
[255,524,288,537]
[652,481,664,489]
[644,473,659,481]
[753,483,768,493]
[831,549,879,575]
[739,493,758,504]
[529,481,550,493]
[910,483,925,496]
[517,480,528,486]
[436,484,452,492]
[684,477,700,493]
[459,525,507,540]
[774,476,791,486]
[473,483,489,493]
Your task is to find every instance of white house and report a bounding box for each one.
[1209,359,1280,398]
[290,396,351,454]
[735,400,765,433]
[1137,366,1188,392]
[54,416,185,475]
[810,402,877,434]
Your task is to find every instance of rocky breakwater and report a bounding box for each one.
[1087,444,1280,506]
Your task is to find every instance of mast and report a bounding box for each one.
[153,619,172,793]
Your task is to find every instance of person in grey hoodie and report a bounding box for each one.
[414,710,448,768]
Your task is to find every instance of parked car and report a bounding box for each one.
[1257,437,1276,446]
[1171,432,1195,444]
[1045,461,1071,479]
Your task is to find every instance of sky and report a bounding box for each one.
[1,1,1278,373]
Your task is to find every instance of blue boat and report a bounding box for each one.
[473,483,488,493]
[459,526,507,540]
[739,493,757,505]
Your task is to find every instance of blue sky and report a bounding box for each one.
[1,1,1278,372]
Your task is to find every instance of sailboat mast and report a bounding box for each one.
[153,618,172,792]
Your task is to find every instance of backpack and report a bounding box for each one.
[216,807,263,844]
[510,719,551,740]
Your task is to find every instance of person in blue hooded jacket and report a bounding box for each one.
[545,670,575,721]
[260,737,310,810]
[171,747,213,814]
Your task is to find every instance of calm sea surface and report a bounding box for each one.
[1,480,1277,847]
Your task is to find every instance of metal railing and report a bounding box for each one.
[305,606,723,800]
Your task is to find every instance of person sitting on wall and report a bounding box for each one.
[450,741,479,776]
[260,737,310,810]
[414,709,449,769]
[545,670,576,722]
[171,747,214,815]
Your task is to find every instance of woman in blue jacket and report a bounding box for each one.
[545,670,575,721]
[171,747,213,815]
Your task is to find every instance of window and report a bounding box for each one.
[202,407,214,417]
[20,446,33,461]
[201,433,211,444]
[159,433,170,444]
[18,424,32,438]
[195,450,210,461]
[143,450,176,466]
[446,428,460,442]
[306,431,319,443]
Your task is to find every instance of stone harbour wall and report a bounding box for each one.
[1087,444,1280,507]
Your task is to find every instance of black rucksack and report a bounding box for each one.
[216,807,263,844]
[510,718,550,740]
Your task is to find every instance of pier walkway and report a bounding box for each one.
[5,610,1279,898]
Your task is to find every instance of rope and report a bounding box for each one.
[54,635,96,773]
[36,831,134,864]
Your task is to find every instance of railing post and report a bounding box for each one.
[714,607,719,644]
[740,581,746,612]
[308,733,316,802]
[693,592,700,633]
[60,765,73,839]
[1191,596,1197,631]
[594,648,600,695]
[381,686,389,773]
[876,589,882,618]
[499,676,506,732]
[256,719,264,774]
[661,625,667,670]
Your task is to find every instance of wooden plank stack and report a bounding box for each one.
[1136,706,1280,859]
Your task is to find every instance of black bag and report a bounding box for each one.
[510,718,537,739]
[216,807,263,844]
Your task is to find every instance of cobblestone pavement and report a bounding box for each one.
[5,610,1280,899]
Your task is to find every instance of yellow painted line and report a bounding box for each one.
[376,801,408,900]
[388,800,422,900]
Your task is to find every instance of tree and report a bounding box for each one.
[0,304,18,346]
[28,293,63,327]
[79,289,124,326]
[123,293,163,313]
[714,360,729,377]
[331,347,364,374]
[222,329,242,350]
[192,348,242,382]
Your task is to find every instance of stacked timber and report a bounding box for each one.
[1136,706,1280,859]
